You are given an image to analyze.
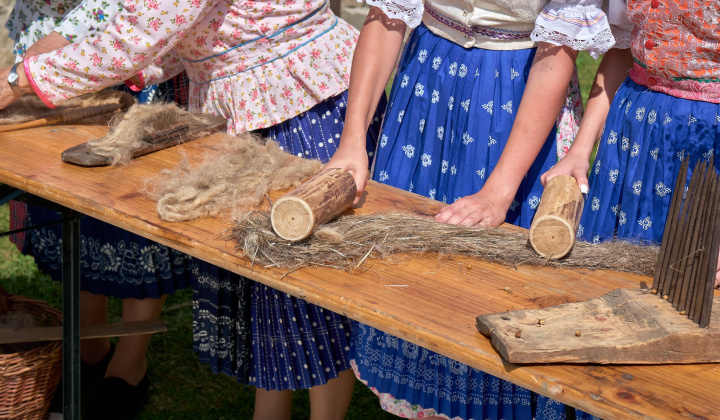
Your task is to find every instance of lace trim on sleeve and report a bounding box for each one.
[610,23,632,50]
[530,0,614,59]
[364,0,423,28]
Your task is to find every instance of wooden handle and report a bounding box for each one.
[271,168,356,241]
[0,103,122,134]
[0,118,51,133]
[529,175,585,259]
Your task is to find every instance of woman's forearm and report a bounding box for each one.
[24,0,218,107]
[341,7,406,147]
[482,43,578,201]
[566,47,634,161]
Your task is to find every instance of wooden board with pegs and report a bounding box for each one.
[477,158,720,364]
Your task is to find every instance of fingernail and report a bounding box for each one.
[580,184,588,194]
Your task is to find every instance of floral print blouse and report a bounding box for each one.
[24,0,359,134]
[5,0,123,62]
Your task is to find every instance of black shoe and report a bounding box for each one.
[85,373,150,420]
[82,344,116,392]
[48,344,115,413]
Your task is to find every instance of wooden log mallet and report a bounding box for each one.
[271,168,357,241]
[529,175,585,259]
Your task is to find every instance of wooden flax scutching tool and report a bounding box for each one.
[271,168,356,241]
[61,107,228,167]
[477,159,720,364]
[528,175,585,259]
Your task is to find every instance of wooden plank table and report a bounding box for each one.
[1,124,718,420]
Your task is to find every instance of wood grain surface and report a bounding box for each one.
[1,125,718,420]
[477,288,720,364]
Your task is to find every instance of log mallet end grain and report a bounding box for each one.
[529,175,585,259]
[271,168,356,241]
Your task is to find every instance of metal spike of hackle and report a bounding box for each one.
[669,159,705,307]
[653,158,688,297]
[652,157,720,327]
[686,159,714,319]
[694,171,718,324]
[229,211,658,276]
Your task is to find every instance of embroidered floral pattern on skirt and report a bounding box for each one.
[579,78,720,244]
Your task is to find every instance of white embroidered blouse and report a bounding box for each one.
[531,0,631,58]
[367,0,623,56]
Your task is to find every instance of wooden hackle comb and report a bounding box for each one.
[652,157,720,328]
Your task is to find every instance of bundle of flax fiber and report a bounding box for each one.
[148,131,659,275]
[150,133,324,222]
[0,90,133,126]
[85,102,226,165]
[230,211,659,275]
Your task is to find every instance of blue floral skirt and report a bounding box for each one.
[579,78,720,243]
[372,24,558,227]
[351,24,592,420]
[192,90,386,390]
[14,208,195,299]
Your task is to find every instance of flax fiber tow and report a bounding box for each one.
[150,133,324,222]
[0,90,133,125]
[230,211,659,275]
[147,125,658,274]
[87,102,220,165]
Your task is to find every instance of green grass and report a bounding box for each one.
[0,52,601,419]
[576,51,600,106]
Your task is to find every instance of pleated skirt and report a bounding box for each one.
[579,77,720,244]
[192,90,387,390]
[351,24,593,420]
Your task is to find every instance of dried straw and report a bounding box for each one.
[149,133,324,222]
[87,102,219,165]
[0,90,133,125]
[230,211,659,275]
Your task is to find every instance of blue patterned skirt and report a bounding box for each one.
[372,24,557,227]
[14,209,195,299]
[192,90,386,390]
[351,25,591,420]
[579,78,720,243]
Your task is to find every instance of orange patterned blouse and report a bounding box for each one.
[627,0,720,103]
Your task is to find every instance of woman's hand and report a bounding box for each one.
[435,183,515,227]
[540,151,591,193]
[324,141,370,203]
[0,66,24,110]
[0,31,70,110]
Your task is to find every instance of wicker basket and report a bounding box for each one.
[0,287,62,420]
